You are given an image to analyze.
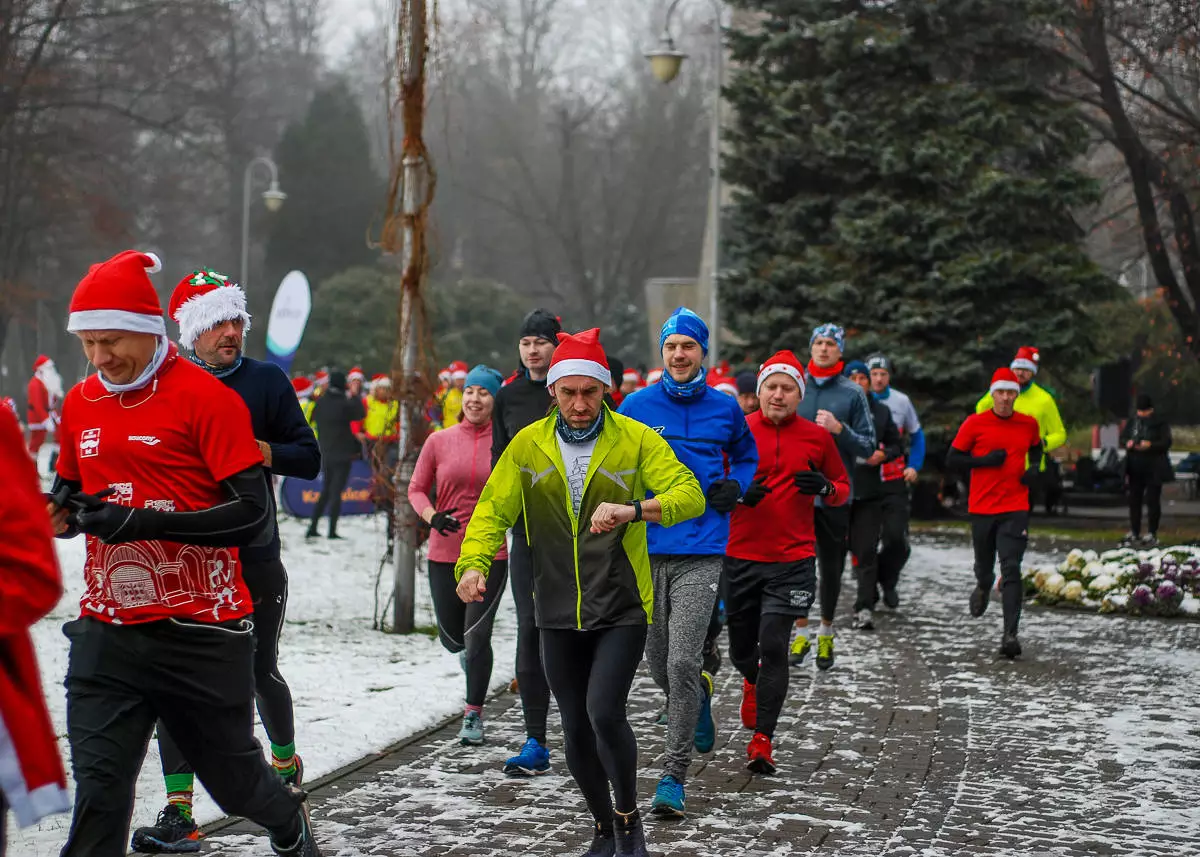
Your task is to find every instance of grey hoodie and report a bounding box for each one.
[797,372,877,498]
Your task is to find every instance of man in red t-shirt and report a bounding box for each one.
[48,250,321,857]
[725,350,850,775]
[948,368,1043,659]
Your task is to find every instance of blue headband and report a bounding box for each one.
[464,364,504,398]
[811,323,845,351]
[660,307,709,355]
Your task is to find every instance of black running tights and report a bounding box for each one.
[728,611,793,740]
[428,559,508,707]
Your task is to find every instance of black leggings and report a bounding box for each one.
[971,511,1029,635]
[428,559,508,707]
[850,497,884,611]
[310,461,352,533]
[509,531,551,744]
[1128,477,1162,536]
[815,504,851,622]
[540,624,646,824]
[728,610,793,739]
[159,558,294,778]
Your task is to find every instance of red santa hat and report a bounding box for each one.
[347,366,365,383]
[714,377,738,396]
[1010,346,1040,375]
[314,370,330,386]
[32,355,52,371]
[67,250,164,336]
[166,269,251,350]
[622,368,642,385]
[757,350,807,398]
[292,376,314,398]
[547,328,612,387]
[438,367,452,382]
[372,373,392,387]
[450,360,469,381]
[990,367,1021,394]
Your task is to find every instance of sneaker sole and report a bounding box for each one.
[460,735,485,746]
[746,757,777,776]
[816,658,834,672]
[130,834,202,855]
[503,764,550,776]
[650,801,686,818]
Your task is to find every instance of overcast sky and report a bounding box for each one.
[322,0,382,64]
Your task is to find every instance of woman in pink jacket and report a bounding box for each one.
[409,364,509,746]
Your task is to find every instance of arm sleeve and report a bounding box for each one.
[1040,397,1067,452]
[134,466,270,547]
[491,392,512,469]
[456,446,524,580]
[908,429,927,471]
[726,412,760,493]
[639,428,706,527]
[0,410,63,632]
[1154,422,1173,453]
[839,388,877,459]
[820,430,852,507]
[407,434,438,514]
[265,369,322,479]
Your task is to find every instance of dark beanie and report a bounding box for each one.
[328,370,347,392]
[520,308,562,343]
[736,371,757,395]
[1136,393,1153,410]
[608,355,625,386]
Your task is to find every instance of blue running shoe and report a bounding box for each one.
[694,671,716,753]
[503,737,550,776]
[650,774,686,817]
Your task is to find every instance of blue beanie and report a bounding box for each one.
[659,307,709,355]
[811,323,846,351]
[464,364,504,397]
[843,360,870,378]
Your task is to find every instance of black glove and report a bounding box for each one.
[1020,465,1041,487]
[793,461,835,496]
[740,477,772,508]
[706,479,742,514]
[429,507,461,536]
[68,489,140,543]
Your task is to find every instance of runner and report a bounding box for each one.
[620,368,642,396]
[490,308,561,775]
[456,328,704,857]
[949,368,1042,659]
[26,354,64,465]
[409,364,510,746]
[726,351,849,774]
[975,346,1066,474]
[793,323,875,669]
[125,270,322,853]
[0,404,69,853]
[364,375,400,443]
[293,377,317,431]
[618,307,758,818]
[49,250,321,857]
[866,354,924,607]
[441,361,468,428]
[844,361,902,631]
[1119,394,1173,548]
[306,371,366,540]
[735,371,759,416]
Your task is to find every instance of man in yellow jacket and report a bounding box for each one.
[455,328,704,857]
[364,374,400,442]
[976,346,1066,467]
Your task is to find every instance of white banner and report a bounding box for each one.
[265,271,312,367]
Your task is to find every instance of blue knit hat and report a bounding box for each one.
[811,323,845,351]
[659,307,709,355]
[464,364,504,397]
[843,360,870,378]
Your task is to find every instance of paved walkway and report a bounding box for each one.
[205,543,1200,856]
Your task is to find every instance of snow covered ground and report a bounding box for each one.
[14,513,517,857]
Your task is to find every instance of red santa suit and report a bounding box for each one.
[26,355,62,455]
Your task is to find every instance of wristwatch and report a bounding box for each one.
[627,500,643,522]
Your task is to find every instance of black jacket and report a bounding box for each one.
[1121,413,1173,484]
[854,397,904,501]
[313,388,367,465]
[491,372,554,466]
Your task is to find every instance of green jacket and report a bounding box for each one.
[977,381,1067,463]
[455,407,705,630]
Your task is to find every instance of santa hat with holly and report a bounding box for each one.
[67,250,165,336]
[166,269,251,350]
[757,350,808,398]
[547,328,613,387]
[1010,346,1040,375]
[989,367,1022,394]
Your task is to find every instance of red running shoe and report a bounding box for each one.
[746,732,776,775]
[740,678,757,731]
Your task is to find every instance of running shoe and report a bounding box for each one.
[131,804,201,854]
[1140,534,1159,548]
[746,732,776,775]
[853,608,874,631]
[882,586,900,609]
[1000,632,1022,660]
[694,671,716,753]
[580,822,616,857]
[458,711,485,746]
[649,774,686,817]
[969,585,990,617]
[615,810,649,857]
[789,633,811,667]
[740,678,757,730]
[1119,531,1138,548]
[503,737,551,775]
[654,705,668,726]
[269,808,322,857]
[701,638,722,676]
[816,634,835,671]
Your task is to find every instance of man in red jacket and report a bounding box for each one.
[0,406,69,854]
[725,350,850,775]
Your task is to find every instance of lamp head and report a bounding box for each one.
[262,185,287,213]
[645,35,687,84]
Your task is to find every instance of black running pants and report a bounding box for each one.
[971,511,1029,636]
[60,617,303,857]
[157,558,296,779]
[1128,476,1162,537]
[310,461,352,533]
[428,559,509,707]
[850,497,885,612]
[815,504,851,622]
[508,531,551,744]
[877,488,911,593]
[540,624,646,824]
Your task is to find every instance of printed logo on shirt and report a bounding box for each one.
[80,428,101,458]
[110,483,134,505]
[144,499,176,512]
[651,426,666,435]
[128,435,162,446]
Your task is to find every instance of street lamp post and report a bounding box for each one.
[646,0,725,367]
[241,155,287,289]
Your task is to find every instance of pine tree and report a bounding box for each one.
[722,0,1118,435]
